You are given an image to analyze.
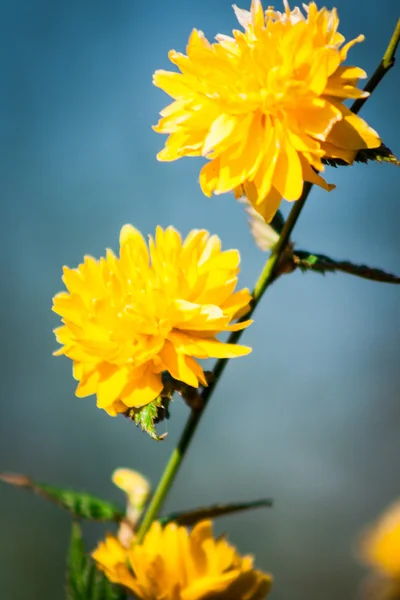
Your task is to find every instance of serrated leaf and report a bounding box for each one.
[66,523,126,600]
[127,397,168,441]
[295,251,400,283]
[159,498,273,527]
[323,143,399,167]
[0,472,123,522]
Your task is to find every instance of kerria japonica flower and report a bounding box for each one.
[358,501,400,580]
[92,519,272,600]
[52,226,252,415]
[153,0,381,222]
[358,500,400,596]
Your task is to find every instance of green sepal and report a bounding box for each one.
[323,143,400,167]
[66,522,126,600]
[127,397,168,441]
[295,251,400,284]
[0,472,123,522]
[159,498,273,527]
[162,371,216,411]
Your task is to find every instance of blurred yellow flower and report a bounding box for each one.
[92,519,272,599]
[53,226,252,415]
[359,501,400,579]
[357,501,400,599]
[153,0,380,222]
[112,468,150,513]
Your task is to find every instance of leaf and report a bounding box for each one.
[127,397,168,441]
[66,522,126,600]
[159,498,273,527]
[124,373,217,438]
[66,522,87,600]
[0,472,123,522]
[295,251,400,283]
[323,143,400,167]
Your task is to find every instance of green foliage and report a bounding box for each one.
[159,498,273,527]
[66,523,126,600]
[241,202,400,285]
[66,523,87,600]
[38,483,124,521]
[297,253,318,267]
[127,397,168,441]
[0,472,123,522]
[323,143,400,167]
[295,251,400,283]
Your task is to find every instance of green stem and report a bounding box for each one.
[137,18,400,543]
[137,184,311,541]
[351,18,400,115]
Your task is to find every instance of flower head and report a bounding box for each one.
[357,501,400,599]
[153,0,381,221]
[92,519,272,600]
[112,468,151,547]
[52,226,252,415]
[112,468,150,512]
[358,501,400,579]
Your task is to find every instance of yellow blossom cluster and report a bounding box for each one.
[153,0,380,221]
[50,2,387,598]
[358,501,400,599]
[92,519,272,600]
[53,225,252,415]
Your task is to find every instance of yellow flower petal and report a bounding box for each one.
[256,187,285,223]
[271,130,303,201]
[327,103,381,150]
[203,114,238,156]
[225,319,253,332]
[194,338,251,359]
[96,366,130,409]
[167,330,209,359]
[200,159,221,197]
[159,340,199,387]
[75,367,99,398]
[299,155,336,192]
[120,367,163,408]
[153,70,191,99]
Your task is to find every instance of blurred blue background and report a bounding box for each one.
[0,0,399,598]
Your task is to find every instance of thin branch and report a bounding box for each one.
[351,18,400,114]
[295,251,400,284]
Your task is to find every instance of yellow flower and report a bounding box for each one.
[153,0,381,222]
[358,501,400,579]
[112,468,151,547]
[52,226,252,415]
[92,519,272,600]
[112,468,150,513]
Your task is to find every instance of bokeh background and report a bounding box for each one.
[1,0,399,598]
